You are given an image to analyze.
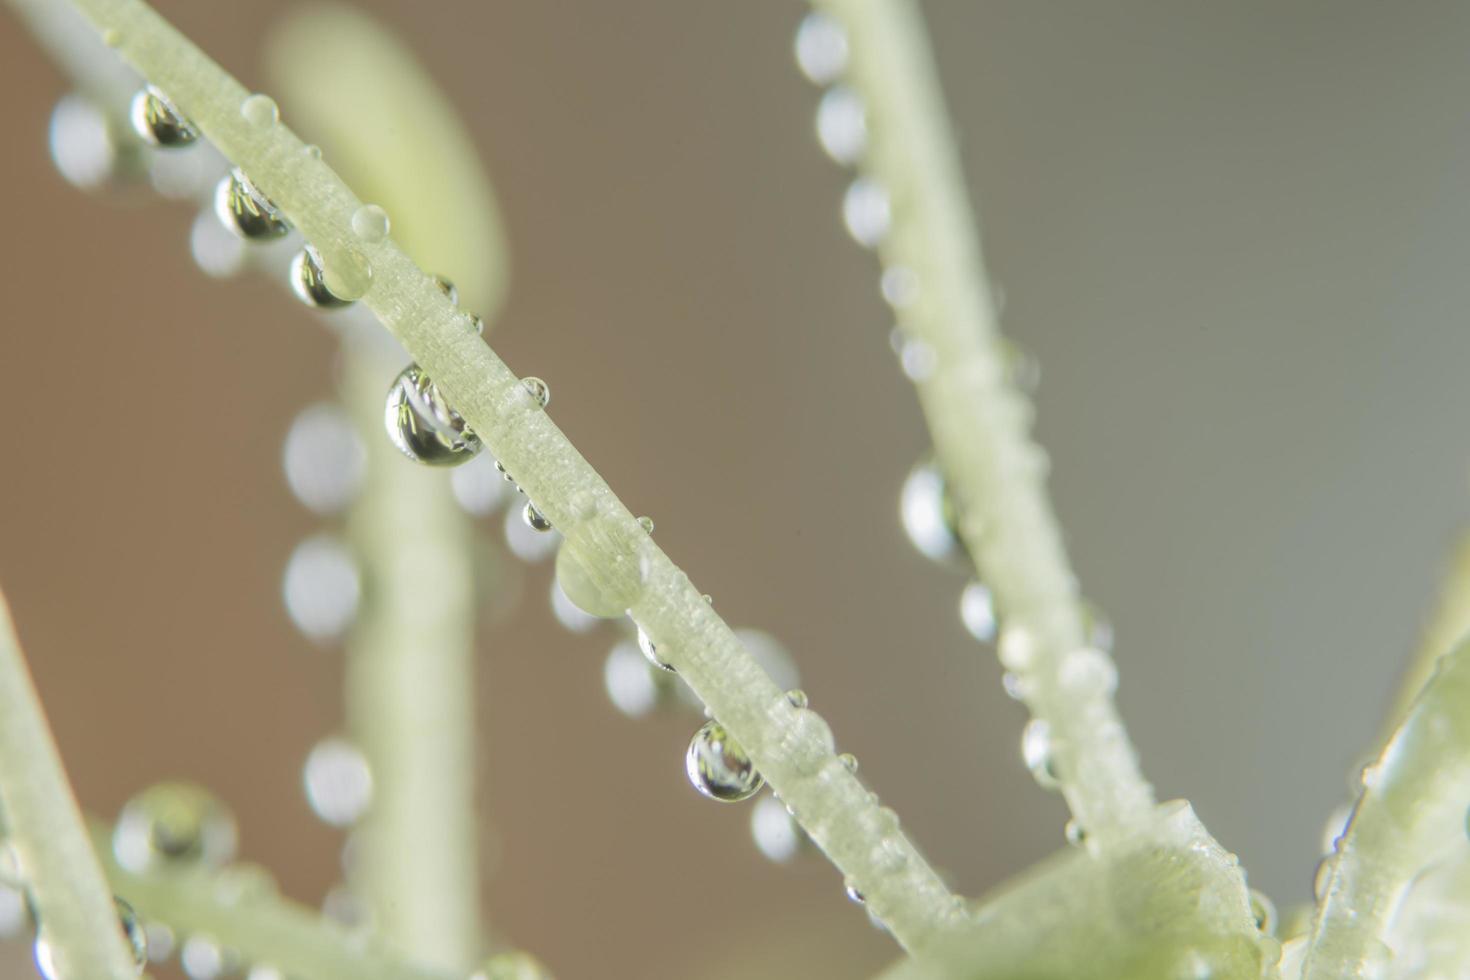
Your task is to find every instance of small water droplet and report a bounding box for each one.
[130,85,198,147]
[303,737,374,827]
[215,168,290,240]
[434,275,459,305]
[844,879,866,905]
[881,265,920,308]
[290,244,353,309]
[384,363,482,466]
[815,86,866,165]
[180,934,233,979]
[470,951,555,980]
[838,752,859,773]
[785,689,809,709]
[1064,818,1086,846]
[190,207,246,278]
[794,11,848,85]
[239,93,279,128]
[842,177,890,248]
[213,863,278,906]
[302,143,322,160]
[322,886,369,930]
[350,203,390,242]
[997,624,1037,672]
[521,377,551,408]
[1001,671,1030,701]
[1021,719,1060,789]
[900,338,937,381]
[751,793,806,863]
[637,625,675,672]
[49,94,119,191]
[143,921,174,963]
[468,312,486,335]
[282,534,361,642]
[283,403,365,515]
[899,458,965,564]
[637,515,655,535]
[506,504,562,561]
[958,580,997,643]
[1057,646,1119,695]
[113,782,238,873]
[450,453,512,516]
[687,721,764,802]
[1249,888,1277,934]
[522,501,553,532]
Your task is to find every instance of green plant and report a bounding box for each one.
[1,0,1467,978]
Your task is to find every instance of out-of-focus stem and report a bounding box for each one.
[0,592,138,980]
[809,0,1153,837]
[1382,529,1470,740]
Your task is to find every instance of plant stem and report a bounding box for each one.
[809,0,1154,836]
[1302,637,1470,979]
[43,0,964,951]
[0,591,139,979]
[92,823,451,980]
[1382,529,1470,739]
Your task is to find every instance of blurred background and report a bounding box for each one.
[3,2,1470,977]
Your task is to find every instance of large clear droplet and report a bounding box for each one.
[113,782,238,873]
[842,177,890,248]
[214,168,290,241]
[816,86,866,165]
[49,94,121,191]
[282,534,361,642]
[958,580,997,643]
[450,453,512,516]
[384,363,482,466]
[469,951,555,980]
[303,737,374,827]
[900,458,965,564]
[129,85,197,147]
[750,793,805,863]
[290,244,353,309]
[553,534,646,617]
[794,11,848,85]
[1021,719,1060,790]
[282,403,365,515]
[687,721,764,802]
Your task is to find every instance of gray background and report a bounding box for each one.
[2,2,1468,977]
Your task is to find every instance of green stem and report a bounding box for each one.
[93,823,451,980]
[41,0,963,951]
[0,592,139,979]
[811,0,1154,837]
[1303,637,1470,979]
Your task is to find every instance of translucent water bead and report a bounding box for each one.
[506,504,561,562]
[522,501,553,532]
[637,624,674,672]
[1021,719,1061,790]
[49,95,129,191]
[842,177,891,248]
[290,245,354,309]
[214,169,290,241]
[470,951,554,980]
[687,721,764,802]
[384,363,482,466]
[794,11,848,85]
[129,85,197,147]
[113,783,237,873]
[282,535,361,642]
[303,737,374,827]
[900,458,965,564]
[958,580,997,643]
[34,897,147,979]
[816,86,866,165]
[282,403,365,515]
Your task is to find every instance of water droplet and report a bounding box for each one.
[785,689,809,709]
[751,793,805,863]
[143,921,174,963]
[603,640,681,717]
[450,453,512,516]
[794,11,848,85]
[190,207,246,278]
[239,93,279,128]
[302,144,323,160]
[282,534,361,642]
[844,879,866,905]
[34,897,147,978]
[290,244,353,309]
[1249,888,1277,934]
[113,782,238,873]
[1057,646,1118,695]
[322,885,369,930]
[180,934,233,979]
[129,85,197,147]
[506,505,561,562]
[521,377,550,408]
[522,501,553,532]
[282,403,365,515]
[434,275,459,304]
[842,177,890,248]
[468,312,487,335]
[1021,719,1060,789]
[1064,818,1086,846]
[958,580,997,643]
[637,625,674,672]
[838,752,859,773]
[997,624,1037,672]
[384,363,482,466]
[550,577,600,633]
[1001,671,1029,701]
[49,94,119,191]
[637,516,655,535]
[899,458,965,564]
[815,86,866,165]
[881,266,920,308]
[320,244,374,302]
[350,204,390,242]
[304,737,374,827]
[470,951,555,980]
[900,337,937,381]
[687,721,764,802]
[215,168,290,241]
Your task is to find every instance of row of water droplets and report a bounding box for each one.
[797,9,1117,851]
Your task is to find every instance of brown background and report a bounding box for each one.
[4,2,1470,977]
